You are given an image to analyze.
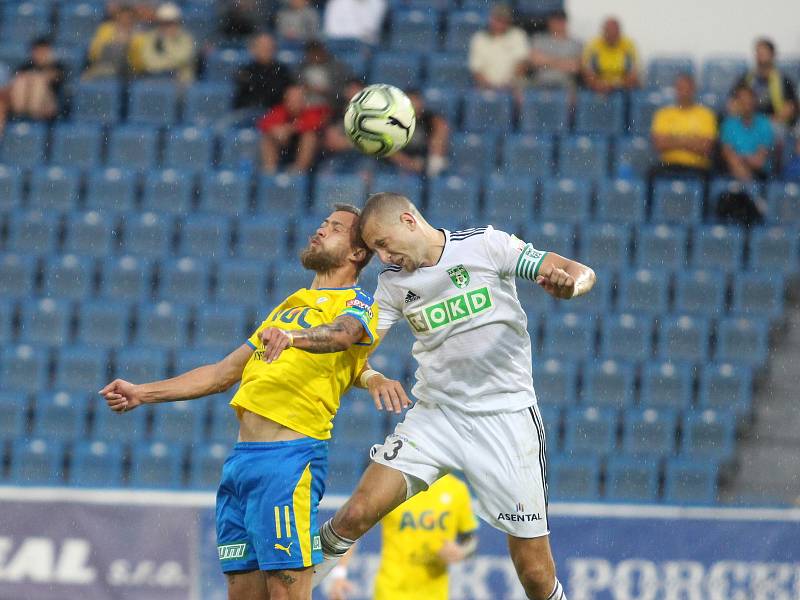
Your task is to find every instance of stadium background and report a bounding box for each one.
[0,0,799,598]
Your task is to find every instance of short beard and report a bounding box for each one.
[300,245,344,273]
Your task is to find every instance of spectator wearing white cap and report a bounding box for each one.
[323,0,387,45]
[132,2,196,83]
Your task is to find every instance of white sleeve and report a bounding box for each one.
[375,275,402,332]
[483,226,548,281]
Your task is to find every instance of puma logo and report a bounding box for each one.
[387,116,413,142]
[274,542,293,557]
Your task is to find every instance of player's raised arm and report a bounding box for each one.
[100,343,253,413]
[535,252,596,300]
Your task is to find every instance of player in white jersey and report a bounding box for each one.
[279,193,595,600]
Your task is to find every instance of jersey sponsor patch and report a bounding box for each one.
[345,297,374,318]
[218,542,248,561]
[515,244,548,281]
[405,286,493,334]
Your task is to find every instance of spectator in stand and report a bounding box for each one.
[736,38,798,136]
[277,0,321,43]
[298,41,351,107]
[219,0,261,41]
[528,9,582,93]
[319,78,374,175]
[387,90,450,177]
[83,4,140,80]
[258,84,331,174]
[132,3,196,83]
[468,4,529,90]
[323,0,387,45]
[721,84,775,182]
[582,17,639,93]
[650,73,718,179]
[234,33,293,112]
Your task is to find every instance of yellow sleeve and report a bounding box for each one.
[128,32,147,73]
[88,23,112,62]
[651,107,669,136]
[700,108,719,139]
[455,482,479,534]
[626,38,639,71]
[582,39,597,68]
[339,288,379,347]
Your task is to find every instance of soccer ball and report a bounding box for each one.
[344,84,416,158]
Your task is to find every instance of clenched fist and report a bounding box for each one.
[99,379,142,413]
[536,263,575,299]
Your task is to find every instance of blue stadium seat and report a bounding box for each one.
[564,406,617,456]
[64,210,115,258]
[0,165,23,211]
[652,179,704,225]
[511,274,555,318]
[69,440,125,487]
[681,409,736,461]
[194,304,248,350]
[75,299,132,348]
[574,91,625,135]
[313,174,367,214]
[673,269,726,317]
[640,360,693,410]
[235,215,292,261]
[558,135,610,180]
[600,313,653,362]
[151,401,207,443]
[219,128,260,169]
[0,344,48,393]
[549,454,601,501]
[129,441,184,488]
[566,267,613,316]
[0,297,15,341]
[372,173,423,206]
[502,134,555,179]
[72,80,122,124]
[108,125,159,171]
[0,390,28,439]
[595,178,647,223]
[616,268,670,315]
[605,456,660,502]
[199,170,251,216]
[657,315,712,363]
[42,254,94,301]
[327,436,370,495]
[629,89,673,134]
[142,169,196,215]
[129,80,180,126]
[691,225,745,272]
[6,209,59,255]
[581,359,636,408]
[98,255,153,301]
[273,263,313,300]
[189,442,229,488]
[422,87,461,124]
[85,167,137,212]
[56,2,103,46]
[177,213,233,259]
[175,348,225,374]
[333,397,385,446]
[10,439,64,485]
[463,90,513,133]
[1,3,49,45]
[184,82,234,124]
[92,396,147,441]
[621,407,678,457]
[516,0,563,15]
[701,57,747,95]
[390,10,438,51]
[646,56,695,89]
[749,226,800,275]
[427,53,472,89]
[613,136,655,179]
[51,122,103,169]
[206,47,248,82]
[536,404,561,453]
[519,88,571,134]
[134,302,191,348]
[541,312,595,360]
[370,52,423,89]
[699,363,753,416]
[664,457,718,504]
[53,346,108,394]
[158,257,211,304]
[708,179,763,218]
[164,126,214,172]
[765,181,800,225]
[114,346,169,382]
[524,221,576,257]
[483,173,536,227]
[449,132,498,176]
[635,224,688,270]
[427,175,481,228]
[256,174,309,214]
[715,317,769,368]
[534,357,578,407]
[32,391,88,442]
[28,166,81,211]
[540,178,591,223]
[731,274,785,320]
[577,223,631,270]
[444,10,484,52]
[209,398,240,443]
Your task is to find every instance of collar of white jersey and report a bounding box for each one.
[420,228,449,269]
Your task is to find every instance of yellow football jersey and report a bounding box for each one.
[373,475,478,600]
[230,286,379,440]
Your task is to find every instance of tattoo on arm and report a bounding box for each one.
[291,316,365,353]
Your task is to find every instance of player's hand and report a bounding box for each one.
[99,379,142,413]
[327,576,354,600]
[259,327,292,363]
[438,541,466,564]
[367,375,411,414]
[536,264,575,299]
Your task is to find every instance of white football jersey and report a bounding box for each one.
[375,226,549,413]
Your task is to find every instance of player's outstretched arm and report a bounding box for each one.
[100,344,253,413]
[355,345,412,414]
[259,315,368,363]
[535,253,596,300]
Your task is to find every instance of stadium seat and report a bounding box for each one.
[444,10,484,52]
[0,165,23,212]
[199,170,251,216]
[646,56,695,89]
[194,305,248,349]
[652,179,704,225]
[483,173,536,228]
[235,215,293,261]
[71,80,122,124]
[708,179,763,218]
[512,276,554,318]
[333,397,386,446]
[502,134,555,179]
[674,269,726,317]
[681,409,736,461]
[75,299,132,349]
[427,53,472,89]
[184,82,234,124]
[64,210,116,258]
[134,302,191,348]
[548,455,601,501]
[613,136,655,179]
[0,298,15,342]
[541,312,596,360]
[256,174,309,214]
[629,89,674,134]
[189,442,229,488]
[691,225,745,272]
[605,456,660,502]
[0,344,48,393]
[715,317,769,368]
[427,175,481,228]
[31,391,89,441]
[600,313,653,362]
[56,2,103,46]
[327,436,371,495]
[219,128,261,169]
[51,122,103,169]
[616,268,670,315]
[558,135,610,180]
[209,398,240,443]
[177,213,233,259]
[164,126,215,172]
[577,223,632,270]
[142,169,196,215]
[449,132,498,176]
[534,358,578,407]
[664,458,718,504]
[53,346,109,394]
[151,401,208,443]
[10,439,65,485]
[42,254,94,301]
[765,181,800,225]
[98,255,153,301]
[463,90,514,133]
[540,178,591,223]
[640,360,693,410]
[371,173,423,206]
[581,359,636,408]
[114,346,169,383]
[521,90,570,134]
[595,178,647,223]
[1,3,49,45]
[28,166,81,211]
[85,167,137,212]
[749,226,800,275]
[69,440,125,487]
[108,125,159,171]
[0,390,28,439]
[731,274,785,320]
[657,315,712,363]
[565,267,613,316]
[6,209,59,255]
[273,263,314,300]
[129,441,184,488]
[516,0,564,16]
[313,174,367,215]
[92,396,147,441]
[390,10,437,51]
[701,57,748,95]
[524,221,576,257]
[422,87,461,124]
[699,363,753,416]
[129,80,180,126]
[621,407,678,457]
[635,224,688,270]
[574,91,625,135]
[369,52,423,89]
[157,256,210,304]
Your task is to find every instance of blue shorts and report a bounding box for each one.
[216,439,328,572]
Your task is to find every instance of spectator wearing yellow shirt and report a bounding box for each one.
[582,17,639,93]
[83,5,139,80]
[650,73,718,179]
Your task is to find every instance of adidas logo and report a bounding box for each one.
[404,290,421,304]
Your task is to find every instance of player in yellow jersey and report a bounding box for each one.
[100,204,409,600]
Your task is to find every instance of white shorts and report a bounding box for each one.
[370,401,550,538]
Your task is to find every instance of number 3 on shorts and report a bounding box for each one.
[383,439,403,461]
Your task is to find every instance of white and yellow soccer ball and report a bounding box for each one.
[344,84,416,158]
